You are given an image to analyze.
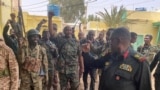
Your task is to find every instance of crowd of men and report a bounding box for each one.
[1,12,160,90]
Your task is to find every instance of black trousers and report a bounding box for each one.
[83,67,96,90]
[155,79,160,90]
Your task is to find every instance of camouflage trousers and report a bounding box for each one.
[0,77,10,90]
[20,70,43,90]
[47,70,59,90]
[59,73,79,90]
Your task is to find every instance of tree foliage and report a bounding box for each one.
[97,6,126,28]
[88,15,100,22]
[80,14,100,24]
[51,0,85,23]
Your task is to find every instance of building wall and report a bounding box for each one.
[0,1,63,37]
[127,21,158,45]
[87,10,160,45]
[23,12,63,35]
[11,0,19,11]
[127,10,160,22]
[0,0,63,37]
[0,0,12,35]
[87,21,107,31]
[126,10,160,45]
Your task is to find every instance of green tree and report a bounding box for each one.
[88,15,100,21]
[51,0,85,23]
[97,6,126,28]
[80,14,100,24]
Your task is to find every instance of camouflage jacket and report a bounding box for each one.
[0,40,19,90]
[99,42,111,58]
[137,44,158,64]
[40,39,58,70]
[57,37,81,74]
[19,45,48,77]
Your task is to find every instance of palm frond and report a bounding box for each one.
[97,5,127,28]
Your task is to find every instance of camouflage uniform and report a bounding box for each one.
[19,45,48,90]
[57,37,81,90]
[40,39,58,90]
[0,39,19,90]
[137,44,158,64]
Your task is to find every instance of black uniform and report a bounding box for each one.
[150,51,160,90]
[3,25,18,58]
[80,38,99,90]
[82,48,151,90]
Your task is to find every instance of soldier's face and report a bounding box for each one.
[88,33,95,40]
[53,26,57,32]
[144,36,151,44]
[30,35,39,44]
[131,36,137,43]
[64,27,72,38]
[78,32,84,40]
[42,32,50,40]
[99,33,104,40]
[10,14,16,20]
[50,25,57,36]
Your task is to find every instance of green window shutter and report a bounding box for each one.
[156,27,160,44]
[133,35,144,51]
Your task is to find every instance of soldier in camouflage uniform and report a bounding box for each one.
[19,29,48,90]
[9,13,22,37]
[48,12,84,90]
[130,32,137,49]
[0,37,19,90]
[40,30,59,90]
[95,31,105,51]
[99,28,115,58]
[137,34,158,64]
[56,26,84,90]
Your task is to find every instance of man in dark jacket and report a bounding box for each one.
[82,27,152,90]
[3,20,18,58]
[150,51,160,90]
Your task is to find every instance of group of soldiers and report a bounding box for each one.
[1,12,160,90]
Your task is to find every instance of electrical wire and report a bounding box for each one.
[22,3,48,10]
[88,0,121,7]
[88,0,152,8]
[22,0,48,7]
[25,10,47,12]
[25,1,85,12]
